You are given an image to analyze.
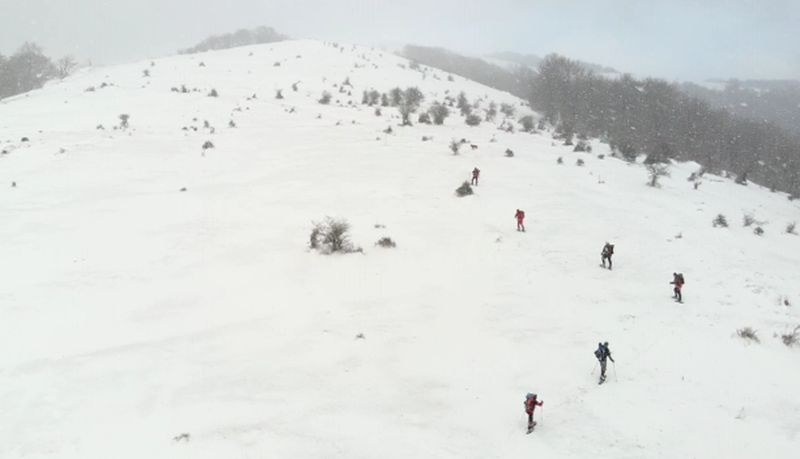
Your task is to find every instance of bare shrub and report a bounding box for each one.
[500,103,515,117]
[455,181,473,197]
[319,91,332,104]
[787,222,797,235]
[505,148,514,158]
[753,226,764,236]
[557,156,563,164]
[208,88,219,97]
[465,113,482,126]
[647,163,670,187]
[375,237,396,248]
[743,214,756,227]
[310,218,360,254]
[429,102,450,125]
[576,158,585,166]
[781,326,800,346]
[275,89,283,99]
[118,114,130,129]
[519,115,534,132]
[450,139,461,155]
[712,214,728,227]
[737,327,760,343]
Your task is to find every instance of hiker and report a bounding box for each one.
[524,393,543,432]
[515,209,525,232]
[594,341,614,384]
[601,243,614,270]
[670,273,685,302]
[471,167,480,186]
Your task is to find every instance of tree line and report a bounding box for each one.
[402,45,800,197]
[0,43,75,100]
[178,26,287,54]
[531,54,800,195]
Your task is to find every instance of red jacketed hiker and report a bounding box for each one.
[471,167,480,186]
[515,209,525,232]
[524,393,543,432]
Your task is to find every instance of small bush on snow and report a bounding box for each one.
[743,214,756,227]
[753,226,764,236]
[647,163,670,187]
[465,113,482,126]
[712,214,728,227]
[455,181,473,197]
[450,139,461,155]
[781,326,800,346]
[375,237,397,248]
[319,91,332,104]
[519,115,535,132]
[736,327,760,343]
[787,222,797,235]
[208,88,219,97]
[309,218,361,254]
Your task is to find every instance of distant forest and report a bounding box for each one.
[178,26,287,54]
[682,80,800,140]
[403,45,800,197]
[0,43,75,100]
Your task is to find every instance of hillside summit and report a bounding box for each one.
[1,40,798,459]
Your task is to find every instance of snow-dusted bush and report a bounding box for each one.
[450,139,461,155]
[787,222,797,234]
[557,156,563,164]
[519,115,535,132]
[743,214,756,227]
[374,107,382,117]
[208,88,219,97]
[505,148,515,158]
[119,114,130,129]
[228,120,236,128]
[736,327,759,343]
[465,113,482,126]
[319,91,332,104]
[418,112,431,124]
[310,218,360,254]
[398,87,424,125]
[647,163,670,187]
[712,214,728,227]
[455,181,473,197]
[202,140,215,150]
[576,158,585,166]
[753,226,764,236]
[500,103,515,117]
[573,140,591,152]
[375,237,396,248]
[429,102,450,125]
[275,89,283,99]
[781,325,800,346]
[485,102,497,122]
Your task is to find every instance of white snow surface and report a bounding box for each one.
[1,40,799,458]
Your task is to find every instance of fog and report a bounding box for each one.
[0,0,798,81]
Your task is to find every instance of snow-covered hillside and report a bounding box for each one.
[1,39,798,459]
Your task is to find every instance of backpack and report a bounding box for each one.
[677,273,685,284]
[594,348,603,359]
[518,210,525,219]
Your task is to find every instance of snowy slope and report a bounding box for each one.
[1,39,799,459]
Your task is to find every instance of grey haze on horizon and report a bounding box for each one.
[0,0,797,82]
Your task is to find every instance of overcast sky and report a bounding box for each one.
[1,0,798,81]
